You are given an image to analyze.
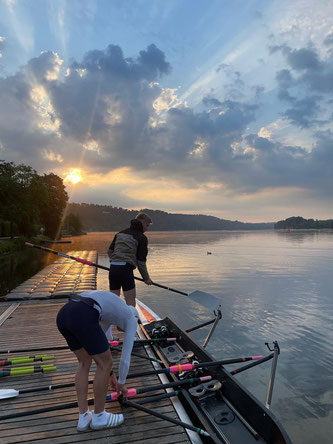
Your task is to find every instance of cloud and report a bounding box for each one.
[0,40,332,218]
[271,41,333,128]
[0,36,5,59]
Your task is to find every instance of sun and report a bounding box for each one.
[64,168,82,185]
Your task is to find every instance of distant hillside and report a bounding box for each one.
[275,216,333,229]
[67,203,274,231]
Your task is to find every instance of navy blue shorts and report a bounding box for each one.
[56,301,109,356]
[109,263,135,291]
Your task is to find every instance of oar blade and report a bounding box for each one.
[0,389,19,400]
[188,290,221,311]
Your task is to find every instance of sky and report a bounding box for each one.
[0,0,333,223]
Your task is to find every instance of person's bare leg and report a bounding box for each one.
[73,348,93,414]
[123,287,136,306]
[112,288,121,296]
[92,349,113,413]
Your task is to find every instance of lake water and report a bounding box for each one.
[1,230,333,443]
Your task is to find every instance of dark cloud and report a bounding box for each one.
[286,47,321,72]
[276,69,295,102]
[282,95,321,128]
[323,33,333,48]
[272,41,333,128]
[202,96,223,107]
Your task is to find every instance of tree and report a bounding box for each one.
[63,213,83,235]
[39,173,68,239]
[0,161,42,237]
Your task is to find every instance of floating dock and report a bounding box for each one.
[5,251,97,301]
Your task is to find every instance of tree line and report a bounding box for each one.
[67,203,274,231]
[0,160,68,238]
[274,216,333,229]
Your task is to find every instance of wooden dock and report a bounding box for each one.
[0,301,191,444]
[4,251,98,301]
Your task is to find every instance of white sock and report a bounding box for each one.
[92,410,109,425]
[79,409,90,419]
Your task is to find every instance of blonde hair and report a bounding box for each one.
[135,212,152,224]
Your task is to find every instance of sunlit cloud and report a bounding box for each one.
[83,139,100,153]
[43,150,63,163]
[30,85,61,134]
[0,36,4,59]
[64,168,83,185]
[153,87,180,113]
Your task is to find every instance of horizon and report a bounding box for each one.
[69,201,329,225]
[1,1,333,222]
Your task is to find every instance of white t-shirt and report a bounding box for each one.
[79,290,137,384]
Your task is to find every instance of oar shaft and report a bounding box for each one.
[25,242,189,296]
[0,356,54,366]
[127,356,267,378]
[0,399,87,420]
[231,353,274,375]
[135,390,179,405]
[0,364,55,371]
[0,346,68,354]
[108,376,212,401]
[110,346,162,364]
[109,338,176,346]
[0,365,56,377]
[123,399,209,436]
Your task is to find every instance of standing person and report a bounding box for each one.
[56,290,139,432]
[108,212,153,307]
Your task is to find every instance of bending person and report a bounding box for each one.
[56,290,139,432]
[108,212,153,306]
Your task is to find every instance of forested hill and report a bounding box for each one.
[67,203,274,231]
[275,216,333,229]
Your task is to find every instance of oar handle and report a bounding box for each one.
[25,242,189,296]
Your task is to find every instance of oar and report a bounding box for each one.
[0,346,69,354]
[0,363,55,371]
[0,356,54,366]
[109,338,176,346]
[107,375,212,401]
[0,376,210,415]
[0,339,177,355]
[231,353,274,375]
[0,375,210,401]
[0,365,56,378]
[122,398,210,437]
[25,242,220,306]
[127,355,265,378]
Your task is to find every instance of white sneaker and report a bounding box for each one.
[77,410,93,432]
[90,411,124,430]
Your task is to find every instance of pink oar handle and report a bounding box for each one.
[108,388,137,401]
[252,355,264,360]
[199,375,212,382]
[75,257,93,265]
[168,363,194,373]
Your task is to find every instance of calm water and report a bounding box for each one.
[1,230,333,443]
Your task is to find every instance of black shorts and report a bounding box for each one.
[109,263,135,291]
[56,301,109,356]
